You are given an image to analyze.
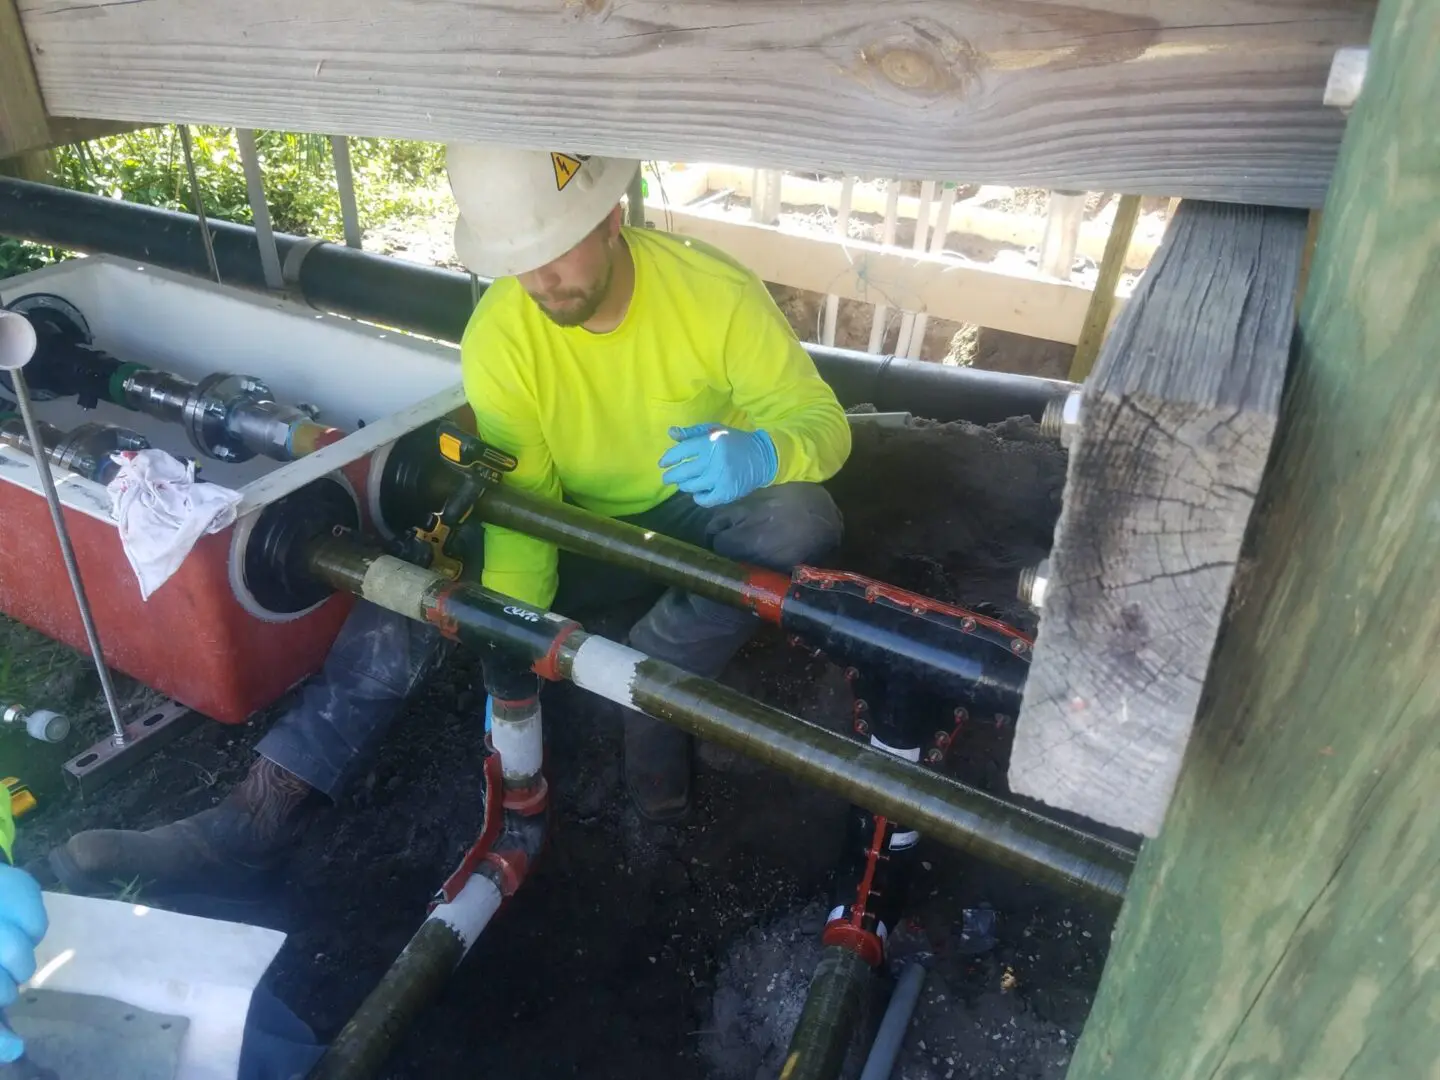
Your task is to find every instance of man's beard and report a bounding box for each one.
[534,257,614,328]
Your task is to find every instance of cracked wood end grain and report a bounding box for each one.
[1009,200,1309,836]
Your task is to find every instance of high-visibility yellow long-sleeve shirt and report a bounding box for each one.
[461,227,851,609]
[1,788,14,864]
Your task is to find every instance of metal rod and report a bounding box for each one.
[177,125,222,286]
[784,945,872,1080]
[330,135,364,250]
[305,538,1134,905]
[234,128,284,291]
[6,365,127,745]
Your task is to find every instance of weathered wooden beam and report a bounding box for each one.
[654,203,1097,344]
[1,0,143,156]
[1067,1,1439,1075]
[1,0,49,157]
[16,0,1371,206]
[1009,198,1308,835]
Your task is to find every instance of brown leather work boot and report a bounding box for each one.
[50,757,314,896]
[623,710,692,824]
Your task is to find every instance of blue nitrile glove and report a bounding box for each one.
[659,424,779,508]
[0,864,47,1063]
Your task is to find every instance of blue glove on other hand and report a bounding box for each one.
[659,424,779,508]
[0,864,47,1063]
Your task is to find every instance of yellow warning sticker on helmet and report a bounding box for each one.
[551,152,583,191]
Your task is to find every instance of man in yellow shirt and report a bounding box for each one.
[450,145,850,818]
[51,145,849,893]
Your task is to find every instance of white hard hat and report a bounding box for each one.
[446,143,640,278]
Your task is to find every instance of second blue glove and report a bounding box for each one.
[659,424,778,508]
[0,863,48,1064]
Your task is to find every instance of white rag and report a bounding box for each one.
[107,448,243,601]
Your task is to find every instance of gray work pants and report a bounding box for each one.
[257,483,842,797]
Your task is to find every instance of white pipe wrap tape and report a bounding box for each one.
[427,874,503,952]
[569,637,642,709]
[491,703,544,781]
[360,556,436,622]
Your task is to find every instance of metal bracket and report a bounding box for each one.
[63,699,202,797]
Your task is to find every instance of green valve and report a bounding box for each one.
[109,362,148,407]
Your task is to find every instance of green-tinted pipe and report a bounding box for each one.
[477,483,785,615]
[306,537,1134,906]
[613,657,1131,904]
[783,946,872,1080]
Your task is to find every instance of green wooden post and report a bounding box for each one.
[1066,1,1439,1078]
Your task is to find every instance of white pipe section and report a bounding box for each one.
[568,636,643,709]
[894,181,937,359]
[866,182,903,354]
[869,734,922,763]
[359,557,434,621]
[903,183,958,359]
[821,177,855,346]
[490,701,544,784]
[426,874,503,955]
[870,735,921,848]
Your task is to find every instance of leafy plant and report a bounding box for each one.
[45,126,446,239]
[2,127,448,279]
[0,237,61,280]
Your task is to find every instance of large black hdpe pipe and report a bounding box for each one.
[0,178,1074,425]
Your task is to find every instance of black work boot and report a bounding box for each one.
[50,757,315,896]
[622,710,691,823]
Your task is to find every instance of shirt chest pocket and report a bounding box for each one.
[645,383,730,434]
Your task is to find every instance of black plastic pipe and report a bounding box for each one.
[0,178,1074,424]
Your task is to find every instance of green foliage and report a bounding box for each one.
[0,236,61,279]
[49,127,447,239]
[0,127,447,279]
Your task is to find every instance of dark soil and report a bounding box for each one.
[8,417,1117,1080]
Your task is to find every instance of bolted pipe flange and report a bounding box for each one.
[241,476,360,614]
[186,372,271,462]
